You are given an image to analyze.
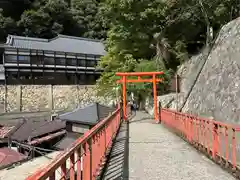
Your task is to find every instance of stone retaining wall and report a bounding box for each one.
[182,17,240,123]
[0,85,111,113]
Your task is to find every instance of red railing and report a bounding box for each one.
[161,108,240,171]
[26,105,129,180]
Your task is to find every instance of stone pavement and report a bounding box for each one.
[102,111,235,180]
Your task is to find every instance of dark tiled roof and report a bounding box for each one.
[28,130,66,146]
[0,120,25,140]
[0,126,15,138]
[53,132,82,150]
[9,118,66,142]
[3,34,106,55]
[98,104,116,120]
[59,103,115,125]
[0,147,26,167]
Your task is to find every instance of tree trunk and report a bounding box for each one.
[139,98,146,110]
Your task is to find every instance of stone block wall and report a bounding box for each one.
[181,17,240,123]
[21,85,49,112]
[0,85,112,113]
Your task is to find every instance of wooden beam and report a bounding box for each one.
[116,72,164,76]
[117,78,163,83]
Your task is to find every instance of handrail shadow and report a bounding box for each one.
[99,121,129,180]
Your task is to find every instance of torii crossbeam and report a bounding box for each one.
[116,72,164,123]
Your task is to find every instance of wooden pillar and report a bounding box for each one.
[122,76,127,121]
[16,85,22,112]
[153,74,158,122]
[49,85,53,111]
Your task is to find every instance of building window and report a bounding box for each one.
[19,56,25,61]
[55,57,66,65]
[88,75,95,84]
[5,55,17,62]
[86,60,96,67]
[66,58,76,66]
[31,56,44,65]
[78,59,85,66]
[0,53,3,64]
[18,56,30,63]
[44,56,54,65]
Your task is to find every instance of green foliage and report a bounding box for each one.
[18,10,53,38]
[97,0,240,97]
[129,60,164,98]
[0,0,239,97]
[18,0,79,38]
[0,0,106,41]
[0,0,31,20]
[96,53,138,96]
[0,9,17,42]
[100,0,164,59]
[72,0,107,39]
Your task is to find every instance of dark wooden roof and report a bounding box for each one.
[0,118,66,142]
[0,147,26,168]
[53,132,82,150]
[59,103,115,126]
[3,34,106,56]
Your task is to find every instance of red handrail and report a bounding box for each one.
[26,105,129,180]
[161,108,240,169]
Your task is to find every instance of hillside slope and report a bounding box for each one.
[182,17,240,123]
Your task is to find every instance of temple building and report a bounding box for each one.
[0,34,105,85]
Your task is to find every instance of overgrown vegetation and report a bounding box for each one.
[0,0,239,99]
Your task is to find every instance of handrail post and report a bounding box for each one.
[122,76,127,121]
[212,123,218,159]
[158,101,161,124]
[225,126,229,162]
[153,74,158,122]
[120,101,123,121]
[88,139,93,180]
[232,128,236,169]
[77,147,82,180]
[70,153,75,180]
[104,124,107,151]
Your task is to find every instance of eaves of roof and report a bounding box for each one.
[49,34,103,43]
[0,120,25,139]
[28,130,66,146]
[0,147,27,169]
[3,34,106,56]
[9,119,66,142]
[65,120,96,126]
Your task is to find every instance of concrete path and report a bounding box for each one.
[102,111,235,180]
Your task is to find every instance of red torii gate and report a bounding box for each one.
[116,72,164,123]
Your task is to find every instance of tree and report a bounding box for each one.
[97,0,171,97]
[18,10,54,38]
[0,0,238,99]
[0,0,31,20]
[130,60,162,108]
[18,0,79,38]
[151,32,171,70]
[72,0,107,39]
[0,9,17,42]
